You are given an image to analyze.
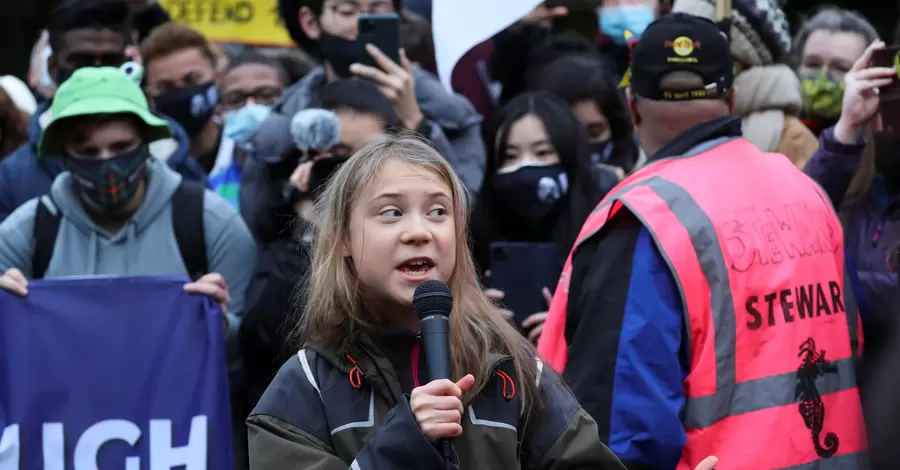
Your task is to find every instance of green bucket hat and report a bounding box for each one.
[38,66,172,158]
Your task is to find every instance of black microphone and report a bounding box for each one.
[413,280,453,382]
[412,280,455,469]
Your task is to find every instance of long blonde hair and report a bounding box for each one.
[298,134,541,413]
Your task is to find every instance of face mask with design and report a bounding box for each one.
[154,82,219,137]
[492,162,568,219]
[588,140,613,164]
[65,145,151,215]
[223,103,271,144]
[800,69,844,120]
[599,5,655,45]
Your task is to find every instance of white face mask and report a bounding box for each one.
[39,46,56,89]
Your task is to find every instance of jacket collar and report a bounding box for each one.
[306,328,512,404]
[647,115,743,164]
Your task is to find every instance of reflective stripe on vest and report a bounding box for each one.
[537,139,867,469]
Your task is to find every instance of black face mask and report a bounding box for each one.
[65,145,150,215]
[874,133,900,192]
[154,82,219,137]
[307,155,351,199]
[319,33,358,78]
[491,163,568,220]
[588,140,613,164]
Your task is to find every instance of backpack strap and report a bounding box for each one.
[171,181,208,281]
[32,195,62,280]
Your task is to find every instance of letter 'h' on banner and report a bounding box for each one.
[0,277,232,469]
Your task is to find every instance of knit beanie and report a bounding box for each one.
[671,0,791,67]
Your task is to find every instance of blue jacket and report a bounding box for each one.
[0,101,207,222]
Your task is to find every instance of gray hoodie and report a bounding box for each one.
[0,157,257,320]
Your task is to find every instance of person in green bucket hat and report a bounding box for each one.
[37,66,172,214]
[0,63,256,335]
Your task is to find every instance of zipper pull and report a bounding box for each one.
[415,329,422,342]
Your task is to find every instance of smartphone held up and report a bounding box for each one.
[872,45,900,136]
[357,13,402,70]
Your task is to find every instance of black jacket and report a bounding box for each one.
[248,331,626,469]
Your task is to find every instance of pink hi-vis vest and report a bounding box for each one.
[537,138,867,469]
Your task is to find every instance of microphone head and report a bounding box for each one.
[413,280,453,320]
[290,108,341,152]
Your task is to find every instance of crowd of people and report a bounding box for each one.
[1,0,899,468]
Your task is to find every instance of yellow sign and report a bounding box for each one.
[159,0,293,47]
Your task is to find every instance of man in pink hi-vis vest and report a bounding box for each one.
[538,12,867,470]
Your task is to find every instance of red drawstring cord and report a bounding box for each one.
[345,353,363,389]
[496,370,516,401]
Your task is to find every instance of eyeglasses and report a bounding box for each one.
[221,86,283,109]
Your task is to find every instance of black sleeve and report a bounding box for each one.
[562,213,641,444]
[490,23,549,104]
[240,237,312,408]
[133,4,171,43]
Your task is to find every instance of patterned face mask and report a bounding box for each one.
[800,69,845,120]
[65,145,150,215]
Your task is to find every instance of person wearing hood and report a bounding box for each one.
[673,0,819,169]
[241,0,485,224]
[0,0,205,223]
[0,65,256,469]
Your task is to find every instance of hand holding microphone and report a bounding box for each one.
[410,280,474,445]
[410,374,475,440]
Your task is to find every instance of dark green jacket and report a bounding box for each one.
[247,331,625,469]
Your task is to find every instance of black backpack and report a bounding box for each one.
[31,181,209,281]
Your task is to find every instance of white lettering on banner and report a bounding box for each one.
[150,417,208,470]
[43,423,64,470]
[0,416,208,469]
[0,424,20,469]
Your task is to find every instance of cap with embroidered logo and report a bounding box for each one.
[630,12,734,101]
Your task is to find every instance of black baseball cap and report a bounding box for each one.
[630,13,734,101]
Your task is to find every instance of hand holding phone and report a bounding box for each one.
[833,41,894,143]
[349,14,424,131]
